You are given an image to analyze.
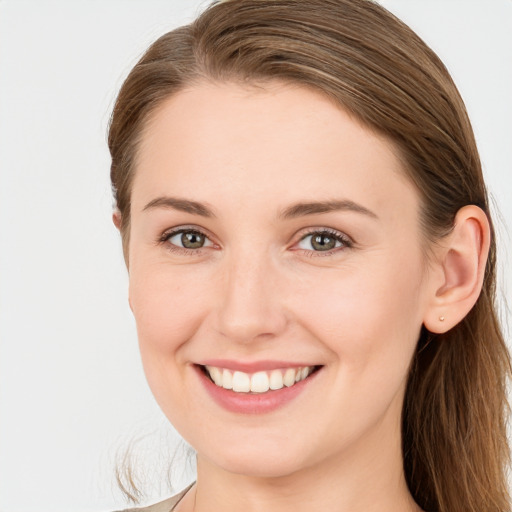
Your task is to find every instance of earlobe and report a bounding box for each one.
[423,205,490,334]
[112,210,122,230]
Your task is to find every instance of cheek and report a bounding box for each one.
[129,262,212,358]
[290,257,425,443]
[292,253,425,371]
[128,262,215,418]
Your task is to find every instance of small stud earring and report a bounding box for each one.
[439,316,445,322]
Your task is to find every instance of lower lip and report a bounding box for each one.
[194,365,321,414]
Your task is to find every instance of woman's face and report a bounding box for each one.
[127,81,434,478]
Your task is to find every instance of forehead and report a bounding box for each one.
[132,80,418,222]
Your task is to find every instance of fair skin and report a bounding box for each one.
[114,81,489,512]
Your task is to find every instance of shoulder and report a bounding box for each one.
[114,496,177,512]
[114,484,194,512]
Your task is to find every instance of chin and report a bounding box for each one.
[197,435,317,479]
[218,455,308,479]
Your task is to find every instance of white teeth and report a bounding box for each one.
[222,369,233,390]
[250,371,270,393]
[205,365,316,394]
[209,366,223,386]
[232,371,251,392]
[283,368,296,387]
[269,369,284,390]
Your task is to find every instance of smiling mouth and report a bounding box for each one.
[198,365,322,394]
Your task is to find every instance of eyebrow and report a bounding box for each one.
[279,199,378,220]
[142,196,216,217]
[142,196,378,220]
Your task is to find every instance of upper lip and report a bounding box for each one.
[196,359,321,373]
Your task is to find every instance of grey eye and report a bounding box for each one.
[298,232,345,251]
[168,230,213,249]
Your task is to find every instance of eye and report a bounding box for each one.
[160,228,214,252]
[296,229,352,253]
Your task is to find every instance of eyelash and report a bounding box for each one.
[158,227,213,256]
[296,228,353,257]
[158,227,353,257]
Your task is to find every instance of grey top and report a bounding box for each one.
[115,484,194,512]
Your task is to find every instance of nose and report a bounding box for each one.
[213,249,289,344]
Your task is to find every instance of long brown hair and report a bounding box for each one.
[108,1,511,510]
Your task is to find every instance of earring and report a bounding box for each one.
[439,316,445,322]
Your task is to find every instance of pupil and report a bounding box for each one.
[181,232,204,249]
[311,234,335,251]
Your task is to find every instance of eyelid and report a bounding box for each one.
[292,227,354,255]
[158,225,217,254]
[168,230,214,247]
[157,225,354,256]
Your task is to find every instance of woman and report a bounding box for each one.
[108,1,511,511]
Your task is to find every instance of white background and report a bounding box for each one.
[0,1,511,511]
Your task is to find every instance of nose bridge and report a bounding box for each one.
[214,245,287,343]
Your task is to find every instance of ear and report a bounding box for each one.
[112,210,122,230]
[423,205,490,334]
